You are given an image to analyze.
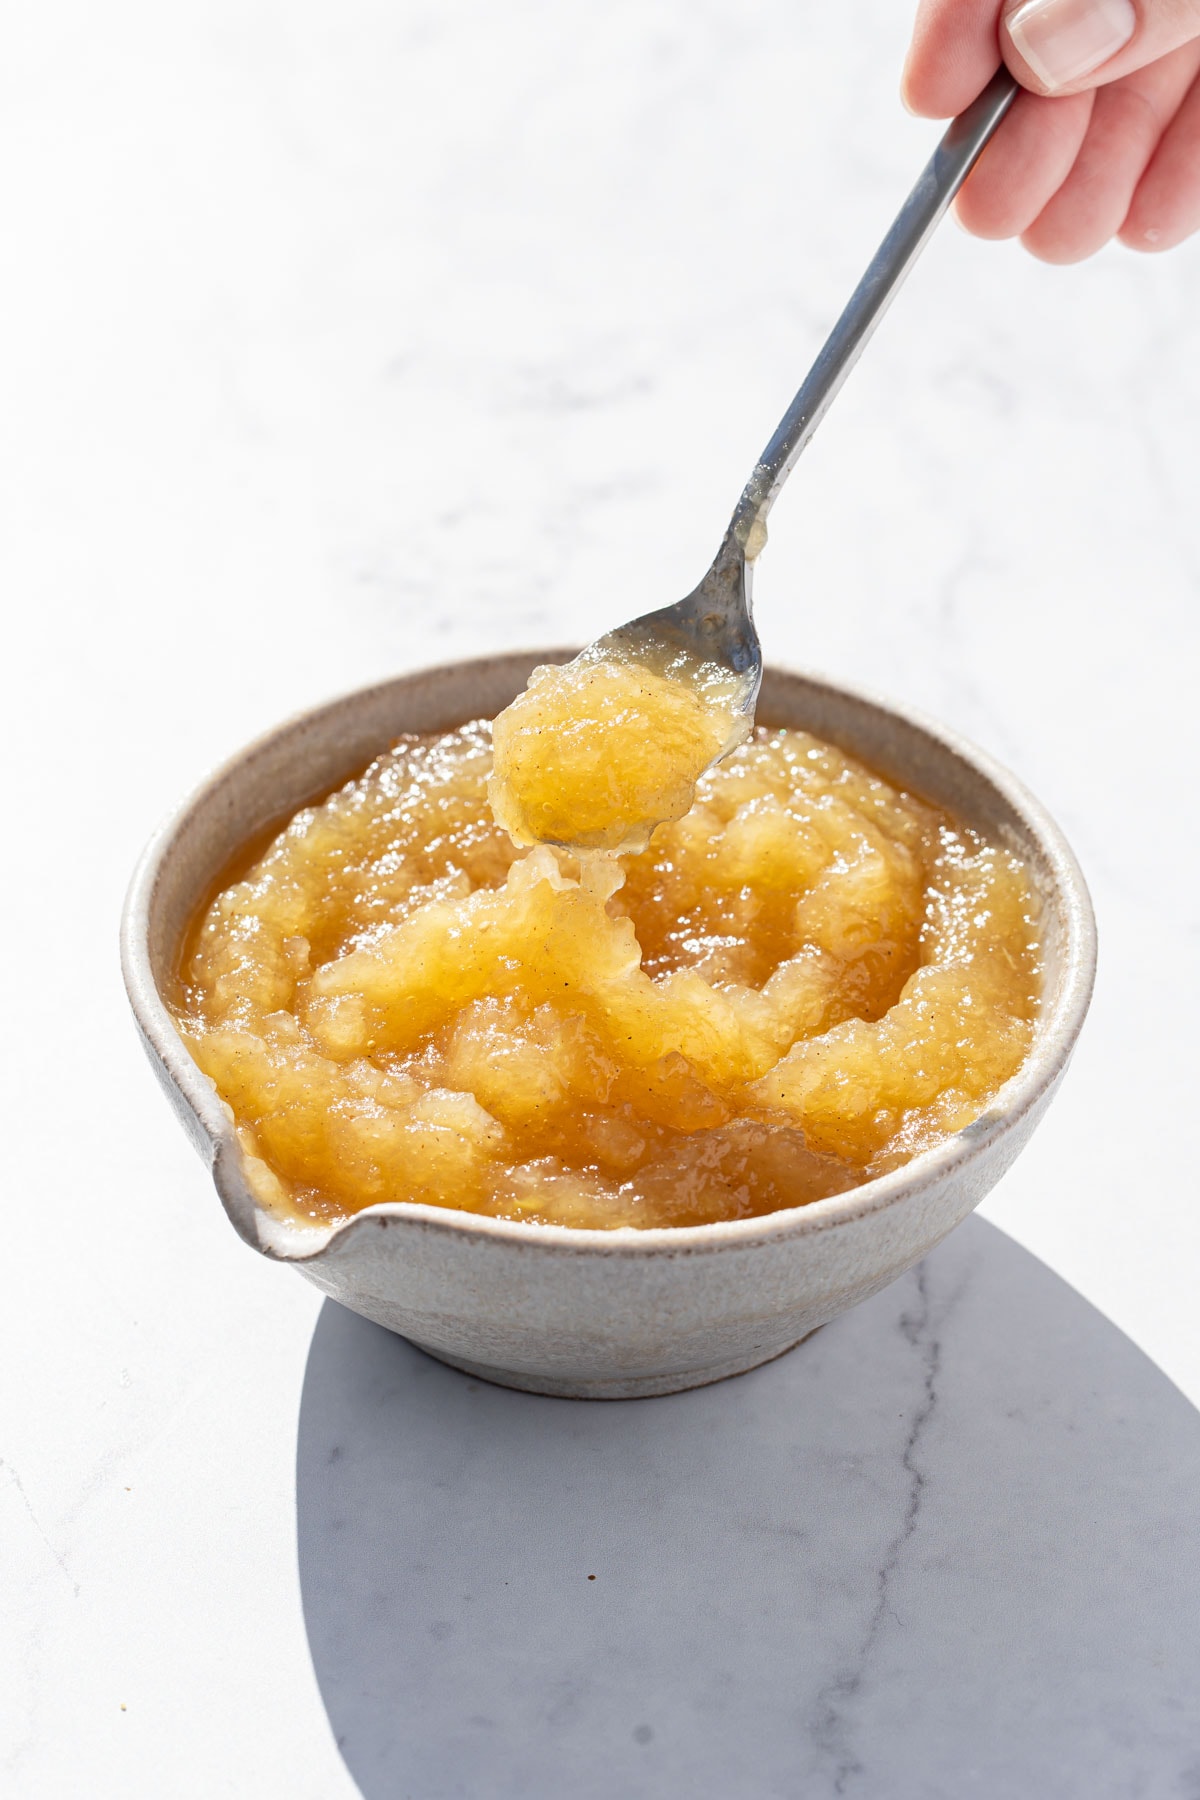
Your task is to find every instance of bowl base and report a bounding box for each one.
[406,1331,817,1400]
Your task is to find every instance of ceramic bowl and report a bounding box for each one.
[121,653,1095,1398]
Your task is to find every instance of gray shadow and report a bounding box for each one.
[296,1217,1200,1799]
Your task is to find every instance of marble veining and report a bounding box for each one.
[5,0,1200,1790]
[809,1261,955,1794]
[1,1461,81,1602]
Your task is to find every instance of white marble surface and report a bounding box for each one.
[3,2,1199,1794]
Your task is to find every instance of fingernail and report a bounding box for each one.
[1006,0,1136,90]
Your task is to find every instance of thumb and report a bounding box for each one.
[1002,0,1200,93]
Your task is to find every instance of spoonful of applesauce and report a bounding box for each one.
[489,69,1019,856]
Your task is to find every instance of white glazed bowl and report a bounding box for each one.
[122,654,1096,1398]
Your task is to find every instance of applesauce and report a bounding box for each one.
[173,712,1041,1231]
[489,645,750,854]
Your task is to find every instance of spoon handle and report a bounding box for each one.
[731,67,1019,552]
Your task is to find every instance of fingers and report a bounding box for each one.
[1120,57,1200,244]
[953,88,1095,236]
[905,0,1200,114]
[902,0,1200,259]
[903,0,1005,117]
[1021,38,1200,256]
[1002,0,1200,96]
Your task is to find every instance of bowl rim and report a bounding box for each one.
[121,653,1097,1264]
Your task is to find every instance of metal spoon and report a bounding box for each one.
[595,68,1020,714]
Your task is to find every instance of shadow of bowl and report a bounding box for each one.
[296,1217,1200,1799]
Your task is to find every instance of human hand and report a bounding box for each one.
[903,0,1200,259]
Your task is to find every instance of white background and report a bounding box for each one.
[3,1,1198,1794]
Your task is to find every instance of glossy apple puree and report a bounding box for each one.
[174,708,1041,1230]
[489,647,750,854]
